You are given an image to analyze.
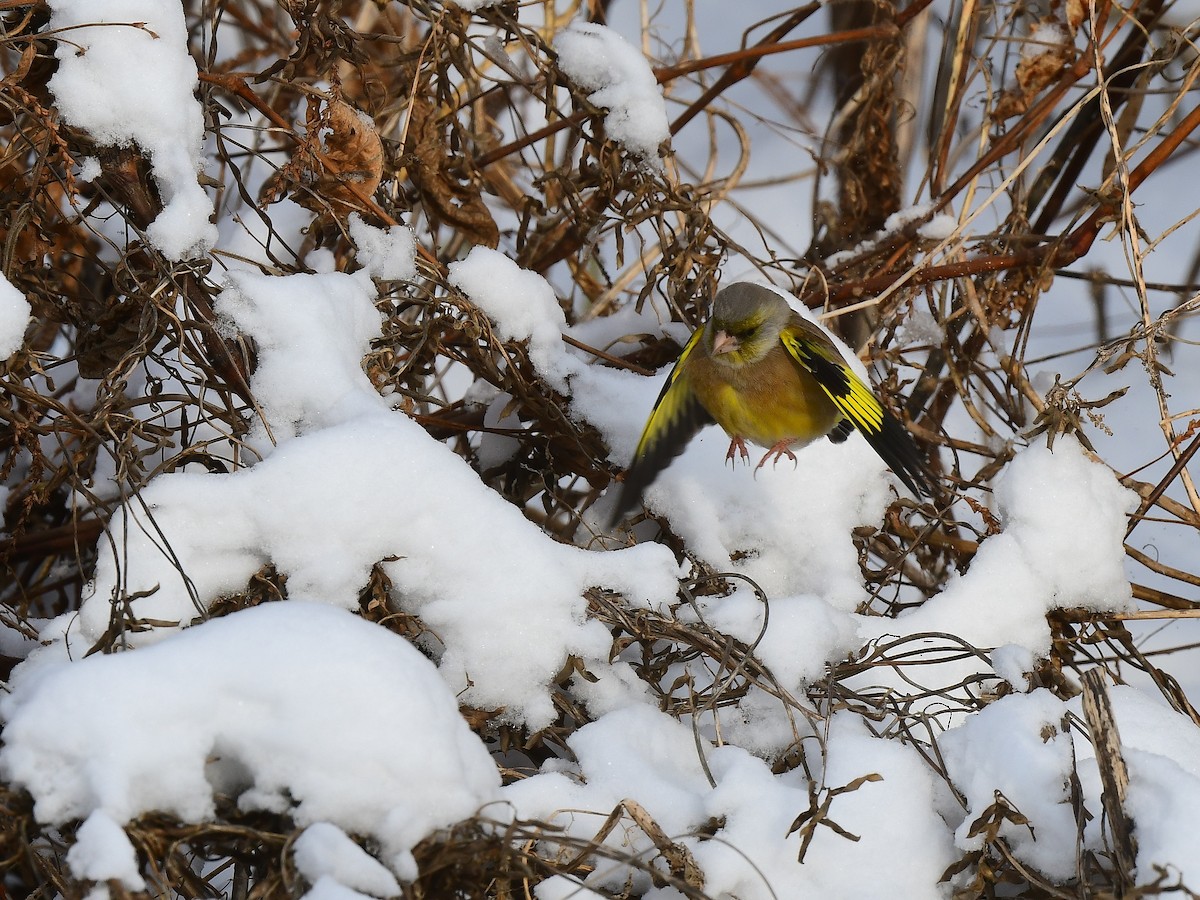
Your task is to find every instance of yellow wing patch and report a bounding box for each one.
[610,326,715,525]
[634,325,707,458]
[779,326,885,434]
[779,321,934,499]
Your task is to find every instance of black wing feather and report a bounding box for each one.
[827,418,856,444]
[609,330,713,525]
[608,391,712,525]
[781,323,935,499]
[857,408,935,499]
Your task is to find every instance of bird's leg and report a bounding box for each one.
[725,436,751,468]
[753,441,798,476]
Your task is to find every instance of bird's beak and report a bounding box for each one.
[711,329,739,356]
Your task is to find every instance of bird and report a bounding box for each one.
[609,282,934,524]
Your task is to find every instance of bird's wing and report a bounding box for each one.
[779,317,933,498]
[609,327,714,524]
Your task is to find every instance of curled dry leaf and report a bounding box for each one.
[1064,0,1087,34]
[264,96,383,226]
[405,94,499,249]
[992,21,1074,122]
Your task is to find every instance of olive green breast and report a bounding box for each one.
[687,342,841,448]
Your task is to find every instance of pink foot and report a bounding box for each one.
[725,436,751,468]
[753,441,798,476]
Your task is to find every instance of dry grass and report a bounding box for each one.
[4,0,1200,895]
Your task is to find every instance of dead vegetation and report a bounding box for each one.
[3,0,1200,896]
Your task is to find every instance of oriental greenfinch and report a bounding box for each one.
[611,282,933,523]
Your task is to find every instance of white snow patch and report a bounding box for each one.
[2,603,501,880]
[294,823,402,898]
[349,215,418,282]
[66,810,147,891]
[919,213,959,241]
[450,247,580,392]
[857,437,1135,706]
[938,684,1200,887]
[214,269,391,445]
[554,22,670,170]
[0,272,30,358]
[444,0,504,10]
[941,690,1078,879]
[46,0,217,260]
[1026,22,1071,57]
[505,707,953,898]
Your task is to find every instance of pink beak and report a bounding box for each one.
[711,329,739,356]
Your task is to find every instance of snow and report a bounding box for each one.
[535,876,607,900]
[77,156,102,183]
[66,810,147,891]
[445,0,505,10]
[68,261,679,729]
[990,643,1036,689]
[1,603,501,882]
[1080,686,1200,885]
[1025,22,1072,57]
[10,4,1200,897]
[0,272,30,358]
[214,268,393,443]
[940,690,1079,879]
[293,823,402,898]
[1125,751,1200,884]
[349,215,418,282]
[919,213,959,241]
[554,22,670,170]
[303,876,380,900]
[505,707,954,898]
[856,437,1136,708]
[938,684,1200,886]
[896,307,945,346]
[883,203,935,234]
[450,247,580,392]
[7,222,1189,896]
[46,0,217,261]
[826,203,943,268]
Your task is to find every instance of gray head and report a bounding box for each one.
[705,283,792,365]
[712,283,791,329]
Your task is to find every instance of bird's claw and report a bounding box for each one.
[752,442,798,478]
[725,436,751,468]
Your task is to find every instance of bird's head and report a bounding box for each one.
[705,283,791,366]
